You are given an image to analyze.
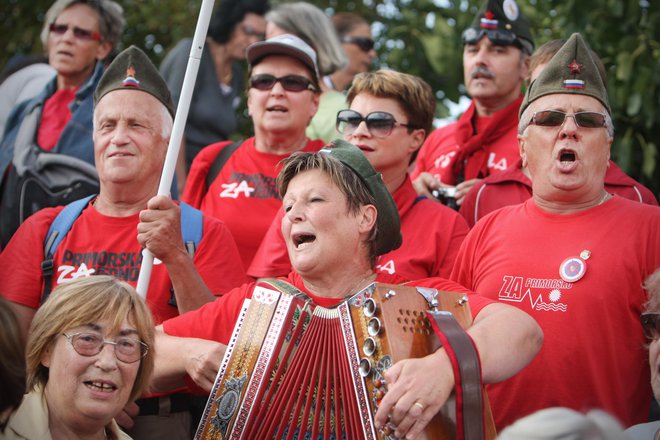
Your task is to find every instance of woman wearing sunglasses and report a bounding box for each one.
[0,0,124,247]
[626,270,660,439]
[249,69,470,281]
[182,34,325,272]
[265,2,349,143]
[2,275,154,440]
[328,12,377,93]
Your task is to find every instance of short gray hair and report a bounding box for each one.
[498,407,626,440]
[266,2,347,76]
[518,102,614,139]
[41,0,125,54]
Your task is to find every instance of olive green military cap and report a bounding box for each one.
[320,139,402,256]
[94,45,175,117]
[463,0,534,54]
[520,33,611,117]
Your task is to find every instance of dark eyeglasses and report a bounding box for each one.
[336,109,412,138]
[242,25,265,41]
[249,74,317,92]
[49,23,103,42]
[641,313,660,341]
[63,332,148,363]
[462,28,531,53]
[341,36,375,52]
[530,110,607,129]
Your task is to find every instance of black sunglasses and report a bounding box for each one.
[530,110,607,129]
[336,109,412,138]
[249,74,317,93]
[462,28,531,53]
[641,313,660,341]
[341,36,375,52]
[49,23,102,42]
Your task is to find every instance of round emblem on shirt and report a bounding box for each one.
[559,257,587,283]
[503,0,520,21]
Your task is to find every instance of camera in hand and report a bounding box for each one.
[432,186,459,210]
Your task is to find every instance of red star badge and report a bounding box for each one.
[126,66,136,77]
[568,59,582,75]
[484,11,495,19]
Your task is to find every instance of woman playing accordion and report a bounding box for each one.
[152,140,542,439]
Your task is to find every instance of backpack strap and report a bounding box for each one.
[41,194,96,305]
[205,141,243,190]
[41,197,204,308]
[179,202,203,257]
[168,202,204,308]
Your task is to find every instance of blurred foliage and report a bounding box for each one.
[1,0,658,196]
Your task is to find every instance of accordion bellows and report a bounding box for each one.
[195,281,496,440]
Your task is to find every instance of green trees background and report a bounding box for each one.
[2,0,658,196]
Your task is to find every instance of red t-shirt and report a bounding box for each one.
[248,176,469,279]
[182,137,326,270]
[37,88,77,150]
[163,270,492,345]
[460,159,659,227]
[411,107,520,185]
[0,200,248,324]
[451,197,660,429]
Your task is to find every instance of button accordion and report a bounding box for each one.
[195,280,496,439]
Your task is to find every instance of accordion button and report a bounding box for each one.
[368,317,381,336]
[363,337,377,356]
[359,358,372,377]
[363,298,377,317]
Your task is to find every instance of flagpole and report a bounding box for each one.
[136,0,216,299]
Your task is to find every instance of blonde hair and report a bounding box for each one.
[27,276,155,402]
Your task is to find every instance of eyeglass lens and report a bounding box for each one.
[532,110,606,128]
[336,110,408,138]
[250,74,315,92]
[65,332,146,363]
[342,36,375,52]
[49,23,102,41]
[641,313,660,340]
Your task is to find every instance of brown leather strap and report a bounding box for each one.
[427,310,484,440]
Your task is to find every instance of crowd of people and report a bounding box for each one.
[0,0,658,439]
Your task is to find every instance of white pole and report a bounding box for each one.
[136,0,216,299]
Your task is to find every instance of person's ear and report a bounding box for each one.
[407,128,426,156]
[518,134,528,168]
[96,41,113,62]
[359,204,377,234]
[41,345,52,368]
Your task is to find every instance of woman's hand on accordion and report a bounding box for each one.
[374,349,454,439]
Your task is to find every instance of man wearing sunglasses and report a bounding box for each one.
[182,34,325,271]
[412,0,533,208]
[451,34,660,431]
[459,39,658,227]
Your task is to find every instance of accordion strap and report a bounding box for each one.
[427,310,485,440]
